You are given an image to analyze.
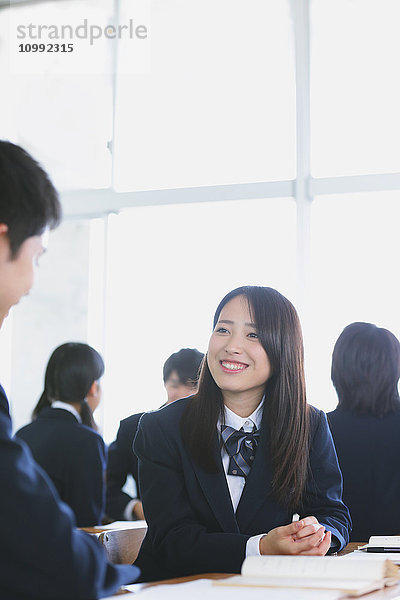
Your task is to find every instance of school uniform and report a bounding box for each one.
[328,406,400,541]
[16,404,106,527]
[133,396,351,582]
[0,384,138,599]
[106,412,143,521]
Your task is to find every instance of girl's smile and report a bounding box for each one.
[219,360,249,372]
[207,294,271,412]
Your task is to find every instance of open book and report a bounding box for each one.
[214,555,399,597]
[358,535,400,552]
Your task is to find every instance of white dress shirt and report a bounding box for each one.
[51,400,82,423]
[218,399,266,556]
[123,498,140,521]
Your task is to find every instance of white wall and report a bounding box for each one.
[8,220,91,433]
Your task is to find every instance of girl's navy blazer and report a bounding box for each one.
[16,406,106,527]
[134,397,351,582]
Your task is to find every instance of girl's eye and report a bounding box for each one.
[216,327,229,334]
[248,332,259,339]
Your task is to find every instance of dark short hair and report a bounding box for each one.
[163,348,204,386]
[331,322,400,416]
[0,141,61,257]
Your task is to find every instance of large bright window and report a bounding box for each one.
[3,0,400,439]
[1,0,114,190]
[310,0,400,177]
[102,198,296,441]
[113,0,295,191]
[307,192,400,411]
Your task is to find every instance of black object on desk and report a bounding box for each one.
[362,547,400,553]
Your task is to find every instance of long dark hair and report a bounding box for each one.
[181,286,310,510]
[331,322,400,417]
[33,342,105,430]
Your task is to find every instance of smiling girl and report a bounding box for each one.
[134,286,351,581]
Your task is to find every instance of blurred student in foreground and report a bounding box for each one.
[328,322,400,541]
[16,343,106,527]
[106,348,204,521]
[0,140,138,599]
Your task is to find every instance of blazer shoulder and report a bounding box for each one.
[15,423,30,438]
[139,396,189,430]
[307,404,331,439]
[308,404,325,424]
[0,384,10,416]
[76,423,105,445]
[120,412,144,432]
[135,397,190,460]
[326,407,340,425]
[15,420,44,441]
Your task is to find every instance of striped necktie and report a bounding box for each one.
[221,424,260,478]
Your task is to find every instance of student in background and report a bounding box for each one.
[16,342,106,527]
[133,286,351,582]
[106,347,204,521]
[328,322,400,541]
[0,140,138,599]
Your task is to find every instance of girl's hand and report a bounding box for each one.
[259,516,331,556]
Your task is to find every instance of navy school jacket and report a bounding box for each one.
[328,406,400,541]
[134,396,351,581]
[106,412,143,521]
[16,407,106,527]
[0,385,139,599]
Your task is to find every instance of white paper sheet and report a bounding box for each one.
[342,550,400,565]
[93,520,147,530]
[121,578,341,599]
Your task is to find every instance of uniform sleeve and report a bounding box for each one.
[105,422,137,520]
[134,411,249,578]
[301,409,352,551]
[0,389,139,599]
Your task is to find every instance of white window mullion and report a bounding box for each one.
[291,0,313,323]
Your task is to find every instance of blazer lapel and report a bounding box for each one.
[234,431,274,532]
[191,434,240,534]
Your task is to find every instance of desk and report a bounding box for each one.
[80,520,147,536]
[118,577,400,599]
[122,576,400,599]
[338,541,365,556]
[113,545,400,599]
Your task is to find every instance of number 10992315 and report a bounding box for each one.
[18,43,74,52]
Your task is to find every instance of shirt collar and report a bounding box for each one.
[218,396,264,432]
[51,401,82,424]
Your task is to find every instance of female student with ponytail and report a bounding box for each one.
[134,286,351,581]
[16,342,106,526]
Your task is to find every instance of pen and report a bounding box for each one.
[363,547,400,553]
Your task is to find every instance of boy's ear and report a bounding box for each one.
[0,224,10,259]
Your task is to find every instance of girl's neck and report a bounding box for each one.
[71,401,82,414]
[222,390,264,418]
[57,400,82,414]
